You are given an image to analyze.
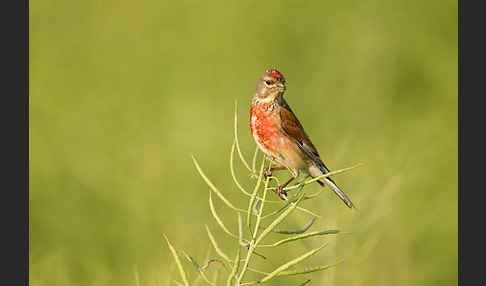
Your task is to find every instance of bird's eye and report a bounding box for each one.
[265,80,272,85]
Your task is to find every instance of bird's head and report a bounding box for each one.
[253,69,286,101]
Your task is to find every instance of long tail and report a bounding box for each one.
[308,164,356,209]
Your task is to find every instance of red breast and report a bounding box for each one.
[250,102,281,156]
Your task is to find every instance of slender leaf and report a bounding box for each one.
[234,101,252,172]
[247,155,266,232]
[254,192,305,246]
[238,213,245,246]
[228,145,323,218]
[260,243,328,282]
[182,251,200,269]
[230,141,253,196]
[262,182,306,219]
[192,156,247,213]
[251,146,259,174]
[230,142,281,204]
[296,279,311,286]
[209,191,239,240]
[182,251,217,286]
[237,174,271,283]
[280,163,364,191]
[268,230,341,247]
[277,260,343,276]
[205,225,231,262]
[252,199,261,215]
[227,248,241,286]
[274,217,317,235]
[164,235,190,286]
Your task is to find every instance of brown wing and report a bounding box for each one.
[278,96,332,173]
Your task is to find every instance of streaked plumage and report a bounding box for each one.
[250,69,355,209]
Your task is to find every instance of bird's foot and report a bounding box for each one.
[275,185,288,200]
[263,168,273,180]
[264,167,286,180]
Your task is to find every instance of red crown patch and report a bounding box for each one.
[267,69,283,78]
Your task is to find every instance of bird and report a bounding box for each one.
[249,69,355,209]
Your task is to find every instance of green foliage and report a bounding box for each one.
[30,0,457,285]
[165,107,358,285]
[164,235,189,286]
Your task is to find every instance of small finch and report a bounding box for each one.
[249,69,355,209]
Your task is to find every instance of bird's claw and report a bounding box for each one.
[263,169,272,180]
[275,185,288,200]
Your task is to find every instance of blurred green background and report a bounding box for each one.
[30,0,457,285]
